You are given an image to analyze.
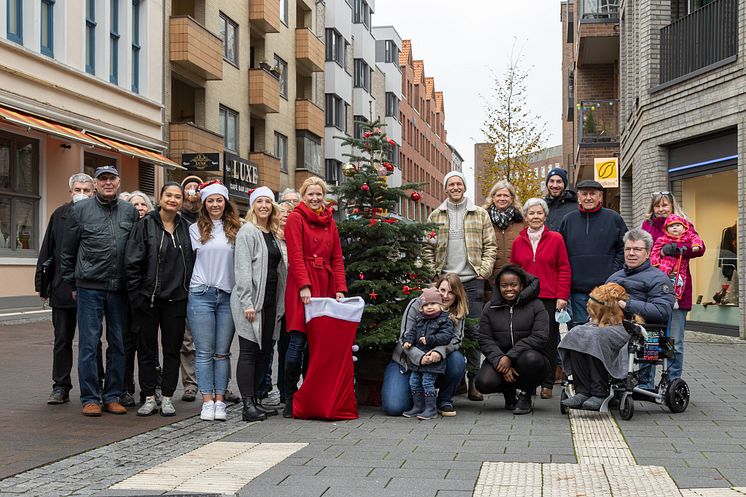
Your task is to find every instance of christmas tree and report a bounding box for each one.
[333,119,435,350]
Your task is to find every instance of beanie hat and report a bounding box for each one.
[420,287,443,306]
[249,186,274,209]
[443,171,467,190]
[199,181,230,202]
[545,168,569,188]
[181,175,204,188]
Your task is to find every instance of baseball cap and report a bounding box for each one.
[94,166,119,178]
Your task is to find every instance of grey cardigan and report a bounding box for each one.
[230,222,287,347]
[391,298,464,372]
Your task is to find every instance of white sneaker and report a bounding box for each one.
[214,400,227,421]
[200,400,215,421]
[264,389,281,407]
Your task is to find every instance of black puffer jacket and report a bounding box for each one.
[60,195,138,292]
[35,203,75,308]
[545,189,578,232]
[401,310,455,374]
[478,274,549,368]
[124,209,194,307]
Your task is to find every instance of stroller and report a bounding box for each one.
[560,320,690,420]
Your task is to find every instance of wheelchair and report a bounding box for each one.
[560,320,690,420]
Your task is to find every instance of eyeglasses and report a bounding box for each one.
[652,191,671,197]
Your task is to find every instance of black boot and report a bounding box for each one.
[468,374,484,401]
[417,392,438,420]
[513,390,533,415]
[254,398,278,417]
[283,361,302,419]
[242,397,266,422]
[402,391,424,418]
[503,388,517,410]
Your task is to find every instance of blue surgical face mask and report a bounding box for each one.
[72,193,88,203]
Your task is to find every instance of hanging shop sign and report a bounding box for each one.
[593,157,619,188]
[223,152,259,199]
[181,153,220,172]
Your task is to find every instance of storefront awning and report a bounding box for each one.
[0,106,102,147]
[89,134,184,170]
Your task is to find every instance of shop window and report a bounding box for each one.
[0,133,39,254]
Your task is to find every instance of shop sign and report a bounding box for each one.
[181,153,220,171]
[594,157,619,188]
[224,152,258,199]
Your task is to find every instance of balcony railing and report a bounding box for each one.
[578,100,619,145]
[659,0,737,85]
[578,0,619,20]
[169,16,223,82]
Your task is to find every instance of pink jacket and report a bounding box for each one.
[650,215,704,301]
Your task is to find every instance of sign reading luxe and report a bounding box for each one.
[224,152,259,198]
[182,153,220,171]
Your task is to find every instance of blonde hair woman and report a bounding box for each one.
[483,180,526,279]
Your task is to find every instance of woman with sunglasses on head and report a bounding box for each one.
[639,191,705,388]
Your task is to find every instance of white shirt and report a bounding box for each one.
[189,220,235,292]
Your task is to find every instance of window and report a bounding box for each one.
[354,59,371,91]
[0,132,39,254]
[353,116,367,139]
[275,133,288,172]
[353,0,371,28]
[131,0,140,92]
[85,0,96,74]
[325,159,340,186]
[219,13,238,66]
[384,40,399,64]
[280,0,288,25]
[385,93,400,119]
[110,0,119,83]
[6,0,22,44]
[325,29,345,66]
[325,94,347,131]
[41,0,54,56]
[296,132,321,174]
[274,55,288,98]
[219,106,239,152]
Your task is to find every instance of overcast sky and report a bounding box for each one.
[373,0,563,193]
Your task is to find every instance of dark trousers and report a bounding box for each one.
[475,349,550,394]
[134,299,186,397]
[540,299,560,388]
[462,278,485,374]
[52,307,105,392]
[237,334,274,399]
[277,318,289,400]
[123,309,137,395]
[564,350,610,397]
[255,340,275,398]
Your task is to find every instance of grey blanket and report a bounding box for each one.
[558,323,629,379]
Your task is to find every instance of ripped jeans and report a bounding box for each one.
[187,285,235,396]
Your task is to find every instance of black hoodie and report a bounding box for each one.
[478,273,549,368]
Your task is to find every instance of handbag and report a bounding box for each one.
[40,257,54,299]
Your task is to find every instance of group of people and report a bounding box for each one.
[35,162,702,421]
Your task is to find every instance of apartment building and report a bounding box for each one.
[448,144,464,173]
[165,0,325,209]
[560,0,620,208]
[372,25,403,186]
[0,1,172,309]
[619,0,743,337]
[398,40,452,220]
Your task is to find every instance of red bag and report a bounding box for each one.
[293,297,364,421]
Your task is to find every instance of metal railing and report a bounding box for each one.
[578,100,619,144]
[659,0,738,84]
[578,0,619,20]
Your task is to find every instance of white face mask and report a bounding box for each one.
[72,194,88,203]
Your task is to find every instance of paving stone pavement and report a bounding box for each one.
[0,340,745,496]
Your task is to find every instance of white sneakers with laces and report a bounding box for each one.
[200,400,215,421]
[214,400,227,421]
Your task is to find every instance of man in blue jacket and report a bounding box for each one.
[60,166,138,417]
[559,180,627,327]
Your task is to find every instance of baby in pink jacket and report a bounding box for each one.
[650,214,703,299]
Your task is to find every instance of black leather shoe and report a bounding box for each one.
[242,398,266,422]
[283,395,294,418]
[47,388,69,405]
[503,390,517,410]
[513,391,533,415]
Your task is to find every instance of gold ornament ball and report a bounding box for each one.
[342,163,357,177]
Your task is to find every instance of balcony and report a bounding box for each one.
[249,152,281,191]
[295,100,324,138]
[296,28,324,74]
[578,0,619,20]
[249,68,280,115]
[169,16,223,82]
[169,122,223,157]
[578,100,619,145]
[249,0,281,36]
[659,0,737,85]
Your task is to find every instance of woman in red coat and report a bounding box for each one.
[282,177,347,417]
[510,197,571,399]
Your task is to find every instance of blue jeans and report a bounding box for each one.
[381,350,466,415]
[76,289,128,405]
[409,371,438,395]
[187,286,235,396]
[570,292,590,328]
[285,330,307,365]
[640,309,686,389]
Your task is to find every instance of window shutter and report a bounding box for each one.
[138,162,155,197]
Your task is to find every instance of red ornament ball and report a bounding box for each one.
[402,285,411,295]
[411,191,421,202]
[384,162,394,172]
[359,272,365,280]
[361,184,370,191]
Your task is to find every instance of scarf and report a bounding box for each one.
[488,205,519,230]
[527,225,544,255]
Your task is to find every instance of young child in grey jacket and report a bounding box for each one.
[401,288,455,420]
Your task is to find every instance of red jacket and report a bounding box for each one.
[510,228,571,300]
[284,202,347,333]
